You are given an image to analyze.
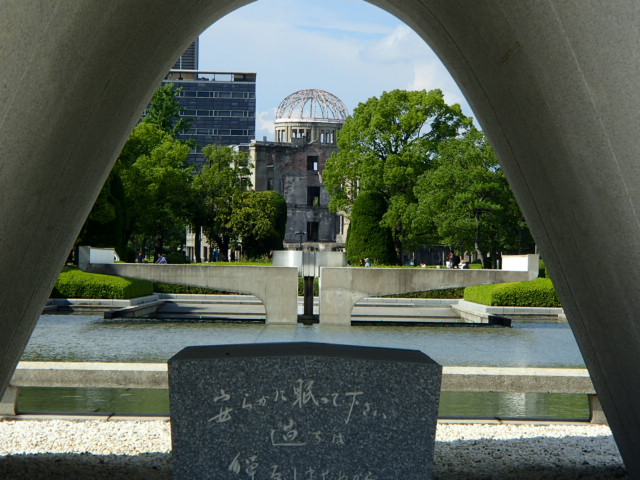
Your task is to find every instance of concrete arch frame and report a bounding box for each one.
[2,1,640,475]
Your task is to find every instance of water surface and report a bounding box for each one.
[19,315,588,419]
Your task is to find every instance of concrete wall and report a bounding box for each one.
[86,263,298,325]
[320,257,538,325]
[3,1,640,475]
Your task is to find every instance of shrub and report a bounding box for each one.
[346,191,398,265]
[464,278,561,307]
[52,268,153,299]
[165,252,190,264]
[298,277,319,296]
[152,282,224,294]
[386,288,464,299]
[539,258,550,279]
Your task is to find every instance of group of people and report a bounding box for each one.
[135,252,168,264]
[446,252,469,269]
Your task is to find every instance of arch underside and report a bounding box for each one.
[1,1,640,475]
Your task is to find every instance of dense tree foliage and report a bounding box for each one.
[142,83,190,136]
[346,191,398,266]
[119,122,193,258]
[323,89,472,257]
[412,128,532,266]
[76,85,288,263]
[78,84,193,261]
[75,173,128,258]
[193,145,253,261]
[232,190,287,259]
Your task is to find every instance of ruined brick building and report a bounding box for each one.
[243,89,349,251]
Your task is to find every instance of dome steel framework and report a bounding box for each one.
[276,89,348,122]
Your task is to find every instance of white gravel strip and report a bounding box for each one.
[0,419,627,479]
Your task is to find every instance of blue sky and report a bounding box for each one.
[198,0,473,141]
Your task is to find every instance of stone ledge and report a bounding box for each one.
[453,300,564,323]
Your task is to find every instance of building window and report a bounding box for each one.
[307,186,321,207]
[307,155,318,171]
[307,222,319,242]
[267,178,274,191]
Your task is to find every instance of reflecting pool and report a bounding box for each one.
[18,315,588,419]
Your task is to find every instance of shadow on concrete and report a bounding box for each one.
[0,435,627,479]
[433,435,627,479]
[0,452,172,479]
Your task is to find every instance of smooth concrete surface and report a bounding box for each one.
[3,1,640,476]
[9,362,168,390]
[85,263,298,324]
[2,362,604,423]
[453,299,564,323]
[6,361,596,395]
[319,261,538,325]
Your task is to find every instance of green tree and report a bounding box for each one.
[142,83,190,136]
[413,128,530,267]
[120,122,193,258]
[323,89,471,257]
[76,83,193,261]
[346,191,398,265]
[75,173,128,259]
[232,190,287,259]
[193,145,252,261]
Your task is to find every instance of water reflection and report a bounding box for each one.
[23,315,584,368]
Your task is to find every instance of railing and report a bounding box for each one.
[0,362,605,423]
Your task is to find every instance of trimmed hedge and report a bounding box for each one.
[153,282,223,295]
[52,268,153,299]
[464,278,561,307]
[391,288,465,299]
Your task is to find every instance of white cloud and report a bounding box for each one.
[256,110,276,140]
[197,0,475,138]
[361,24,431,64]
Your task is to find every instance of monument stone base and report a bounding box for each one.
[169,342,442,480]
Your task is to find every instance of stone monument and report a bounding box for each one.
[169,342,442,479]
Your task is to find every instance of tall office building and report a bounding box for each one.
[163,41,256,166]
[172,40,199,70]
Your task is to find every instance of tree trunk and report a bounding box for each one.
[194,224,202,263]
[216,235,230,262]
[474,213,486,267]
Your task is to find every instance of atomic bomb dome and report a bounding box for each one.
[274,89,348,144]
[276,89,348,122]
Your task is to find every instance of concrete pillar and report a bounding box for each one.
[3,1,640,476]
[0,0,251,410]
[373,0,640,474]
